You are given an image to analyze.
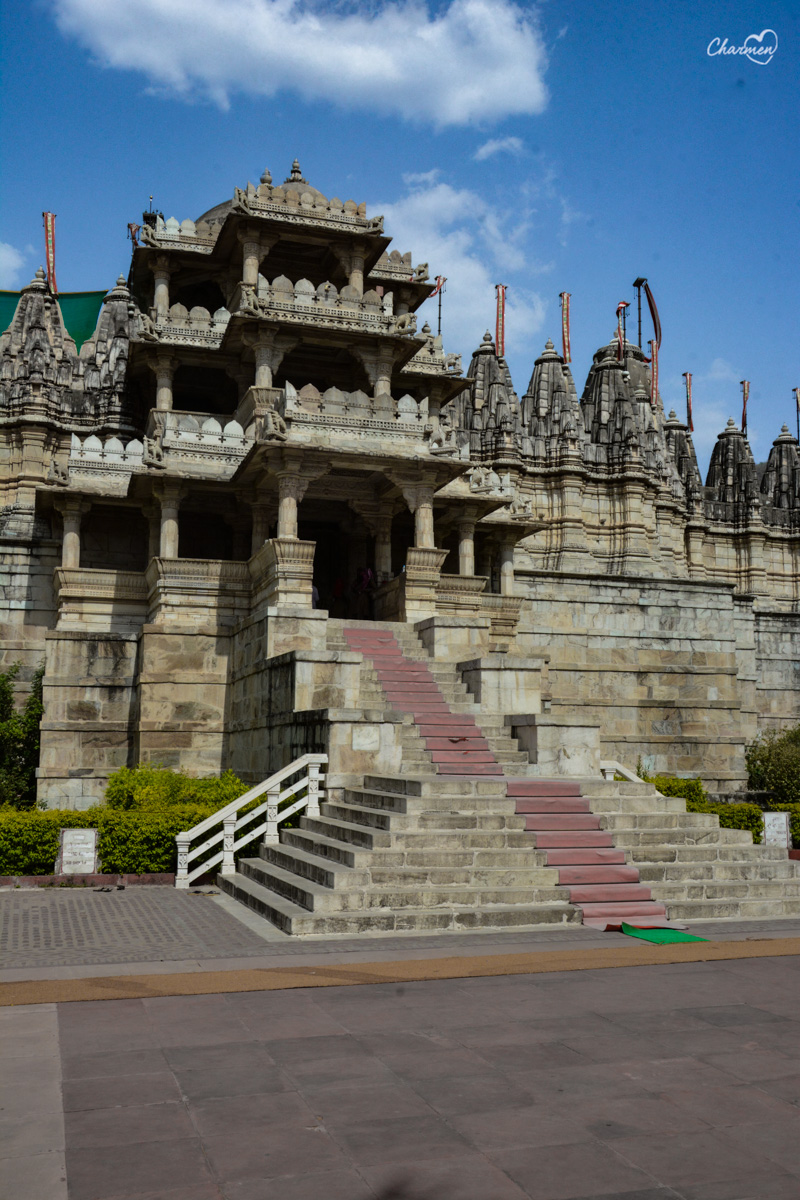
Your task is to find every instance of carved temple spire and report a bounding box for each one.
[454,329,523,462]
[664,408,704,507]
[760,424,800,512]
[705,418,761,522]
[520,338,583,462]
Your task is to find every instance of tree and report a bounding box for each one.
[0,662,44,809]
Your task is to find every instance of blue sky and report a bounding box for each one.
[1,0,797,470]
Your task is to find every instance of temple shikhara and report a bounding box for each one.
[2,160,799,932]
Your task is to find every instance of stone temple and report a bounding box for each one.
[2,160,799,931]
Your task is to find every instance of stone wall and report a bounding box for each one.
[754,610,800,732]
[515,571,757,790]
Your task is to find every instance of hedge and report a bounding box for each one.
[0,805,216,876]
[105,764,247,811]
[641,771,763,843]
[746,726,800,805]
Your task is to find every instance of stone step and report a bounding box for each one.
[295,901,581,936]
[600,812,722,831]
[651,880,800,902]
[544,848,627,866]
[301,814,391,849]
[217,871,314,935]
[364,774,508,797]
[664,897,800,920]
[239,857,349,911]
[259,842,371,888]
[342,788,516,814]
[565,883,654,904]
[629,844,794,864]
[577,900,668,920]
[638,861,800,883]
[533,831,615,848]
[386,830,536,850]
[523,814,604,831]
[556,865,641,885]
[282,827,363,868]
[515,797,592,814]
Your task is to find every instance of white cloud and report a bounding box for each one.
[473,136,524,161]
[0,242,27,288]
[372,179,546,367]
[52,0,549,126]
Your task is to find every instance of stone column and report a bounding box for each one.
[155,484,185,559]
[458,519,476,576]
[151,256,171,318]
[498,539,516,596]
[150,353,177,413]
[237,229,276,288]
[356,344,395,399]
[57,498,89,569]
[242,328,294,390]
[250,502,272,556]
[375,513,393,581]
[277,474,307,539]
[143,503,160,561]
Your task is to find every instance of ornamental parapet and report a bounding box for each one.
[231,182,384,236]
[231,278,420,340]
[143,410,250,477]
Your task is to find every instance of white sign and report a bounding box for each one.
[57,828,98,875]
[763,812,791,848]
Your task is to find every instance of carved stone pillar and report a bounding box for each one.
[407,486,435,549]
[154,483,186,559]
[333,241,367,297]
[375,514,393,581]
[243,328,295,390]
[151,256,171,318]
[458,519,476,576]
[150,353,177,413]
[498,538,516,596]
[356,343,396,398]
[250,502,273,556]
[276,474,309,539]
[56,498,90,569]
[237,228,277,288]
[143,503,160,561]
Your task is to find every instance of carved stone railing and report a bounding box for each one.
[151,304,230,348]
[435,574,488,614]
[145,558,251,626]
[480,593,523,647]
[55,567,148,604]
[175,754,327,888]
[146,410,249,475]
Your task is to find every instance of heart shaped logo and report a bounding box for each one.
[743,28,778,65]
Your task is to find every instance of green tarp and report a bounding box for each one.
[621,921,708,945]
[0,290,106,350]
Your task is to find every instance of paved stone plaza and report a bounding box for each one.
[2,888,800,1200]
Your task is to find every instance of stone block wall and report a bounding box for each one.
[754,610,800,731]
[515,571,757,790]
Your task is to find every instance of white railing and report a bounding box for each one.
[600,760,644,783]
[174,754,327,888]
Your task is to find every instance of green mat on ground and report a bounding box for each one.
[621,922,708,944]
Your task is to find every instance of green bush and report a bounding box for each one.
[0,805,216,876]
[645,774,709,805]
[0,662,44,810]
[105,764,247,811]
[685,799,764,844]
[746,726,800,805]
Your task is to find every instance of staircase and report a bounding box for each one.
[217,619,800,935]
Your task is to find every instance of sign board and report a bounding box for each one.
[763,812,791,849]
[56,828,98,875]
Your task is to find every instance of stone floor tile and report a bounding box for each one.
[602,1008,718,1035]
[679,1004,788,1027]
[363,1044,493,1081]
[662,1082,798,1126]
[264,1032,370,1064]
[713,1117,800,1175]
[64,1100,196,1149]
[222,1168,376,1200]
[557,1093,705,1140]
[360,1154,530,1200]
[62,1071,181,1112]
[0,1074,63,1118]
[451,1104,589,1151]
[355,1029,463,1057]
[173,1063,293,1101]
[407,1070,535,1116]
[163,1040,276,1073]
[672,1170,800,1200]
[331,1113,470,1166]
[608,1054,743,1093]
[0,1110,64,1158]
[456,1013,622,1047]
[701,1048,800,1083]
[99,1187,224,1200]
[201,1121,349,1183]
[472,1040,590,1072]
[607,1129,778,1188]
[508,1061,650,1102]
[61,1047,169,1080]
[284,1052,398,1088]
[65,1137,213,1199]
[186,1091,315,1140]
[0,1027,60,1059]
[0,1151,67,1199]
[297,1080,432,1124]
[755,1074,800,1107]
[492,1139,656,1199]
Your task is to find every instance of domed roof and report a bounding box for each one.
[195,159,326,228]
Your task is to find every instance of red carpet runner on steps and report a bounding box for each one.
[343,625,667,929]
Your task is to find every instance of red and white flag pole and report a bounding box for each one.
[495,284,507,357]
[740,380,750,435]
[559,292,571,362]
[42,212,57,293]
[649,339,658,408]
[683,372,693,432]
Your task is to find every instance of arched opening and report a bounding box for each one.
[173,365,238,416]
[172,279,226,314]
[275,343,371,395]
[260,240,342,288]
